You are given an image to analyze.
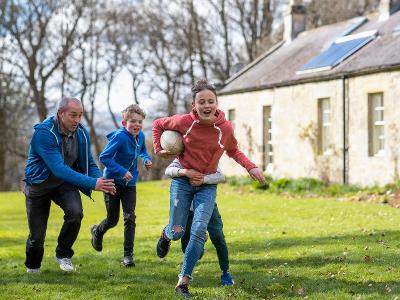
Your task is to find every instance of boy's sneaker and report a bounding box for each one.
[121,256,135,267]
[221,271,235,286]
[175,284,192,298]
[156,229,171,258]
[26,268,40,273]
[90,224,103,252]
[55,257,75,272]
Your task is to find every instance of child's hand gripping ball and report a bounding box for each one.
[160,130,184,155]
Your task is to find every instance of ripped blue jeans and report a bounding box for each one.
[164,177,216,278]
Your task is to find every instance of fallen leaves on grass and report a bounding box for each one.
[385,285,392,293]
[363,255,372,263]
[290,284,305,295]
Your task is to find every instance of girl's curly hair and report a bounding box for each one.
[191,79,217,100]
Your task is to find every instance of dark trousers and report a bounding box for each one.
[181,204,229,272]
[96,184,136,257]
[25,183,83,269]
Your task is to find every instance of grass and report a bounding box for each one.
[1,181,400,299]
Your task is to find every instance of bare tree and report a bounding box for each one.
[0,69,32,190]
[63,2,111,157]
[207,0,234,81]
[1,1,87,120]
[232,0,273,61]
[134,1,192,116]
[306,0,379,29]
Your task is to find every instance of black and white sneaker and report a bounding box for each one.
[90,225,103,252]
[175,284,192,298]
[156,229,171,258]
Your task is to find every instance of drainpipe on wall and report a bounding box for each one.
[342,75,349,185]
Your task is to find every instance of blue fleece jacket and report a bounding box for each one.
[24,116,102,197]
[100,128,151,186]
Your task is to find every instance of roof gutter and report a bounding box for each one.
[219,64,400,96]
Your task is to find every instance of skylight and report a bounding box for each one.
[297,30,377,74]
[338,17,367,38]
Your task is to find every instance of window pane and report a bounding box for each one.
[263,106,272,169]
[368,93,384,156]
[318,98,331,154]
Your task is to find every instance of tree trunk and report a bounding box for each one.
[0,104,5,190]
[33,89,48,121]
[83,111,102,161]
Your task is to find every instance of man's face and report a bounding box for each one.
[122,112,144,136]
[58,101,83,133]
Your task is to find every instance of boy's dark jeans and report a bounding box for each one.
[96,184,136,257]
[25,182,83,269]
[181,204,229,272]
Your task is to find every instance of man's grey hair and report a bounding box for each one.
[57,96,82,112]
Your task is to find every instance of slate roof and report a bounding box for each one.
[220,11,400,95]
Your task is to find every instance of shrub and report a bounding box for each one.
[287,177,324,194]
[225,175,398,200]
[226,176,252,187]
[269,178,291,192]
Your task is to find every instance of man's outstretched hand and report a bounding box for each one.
[95,177,116,194]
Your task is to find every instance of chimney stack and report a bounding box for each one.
[379,0,400,21]
[283,0,306,43]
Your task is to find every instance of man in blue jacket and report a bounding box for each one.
[24,96,116,273]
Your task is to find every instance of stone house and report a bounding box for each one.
[218,0,400,186]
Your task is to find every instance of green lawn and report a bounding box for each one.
[1,181,400,299]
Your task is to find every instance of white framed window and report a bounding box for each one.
[263,106,273,170]
[368,93,385,156]
[318,98,331,155]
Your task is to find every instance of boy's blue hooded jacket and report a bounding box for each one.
[100,128,151,186]
[24,116,102,197]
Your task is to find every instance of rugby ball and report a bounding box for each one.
[160,130,184,155]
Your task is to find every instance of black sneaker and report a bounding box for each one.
[121,256,135,267]
[175,284,192,298]
[90,225,103,252]
[156,229,171,258]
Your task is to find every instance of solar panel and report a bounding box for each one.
[338,17,367,38]
[297,30,377,74]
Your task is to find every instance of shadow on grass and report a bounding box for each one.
[2,231,400,298]
[197,230,400,298]
[227,229,400,258]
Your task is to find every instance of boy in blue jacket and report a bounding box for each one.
[91,104,152,267]
[24,97,116,273]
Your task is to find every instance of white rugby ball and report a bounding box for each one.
[160,130,184,155]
